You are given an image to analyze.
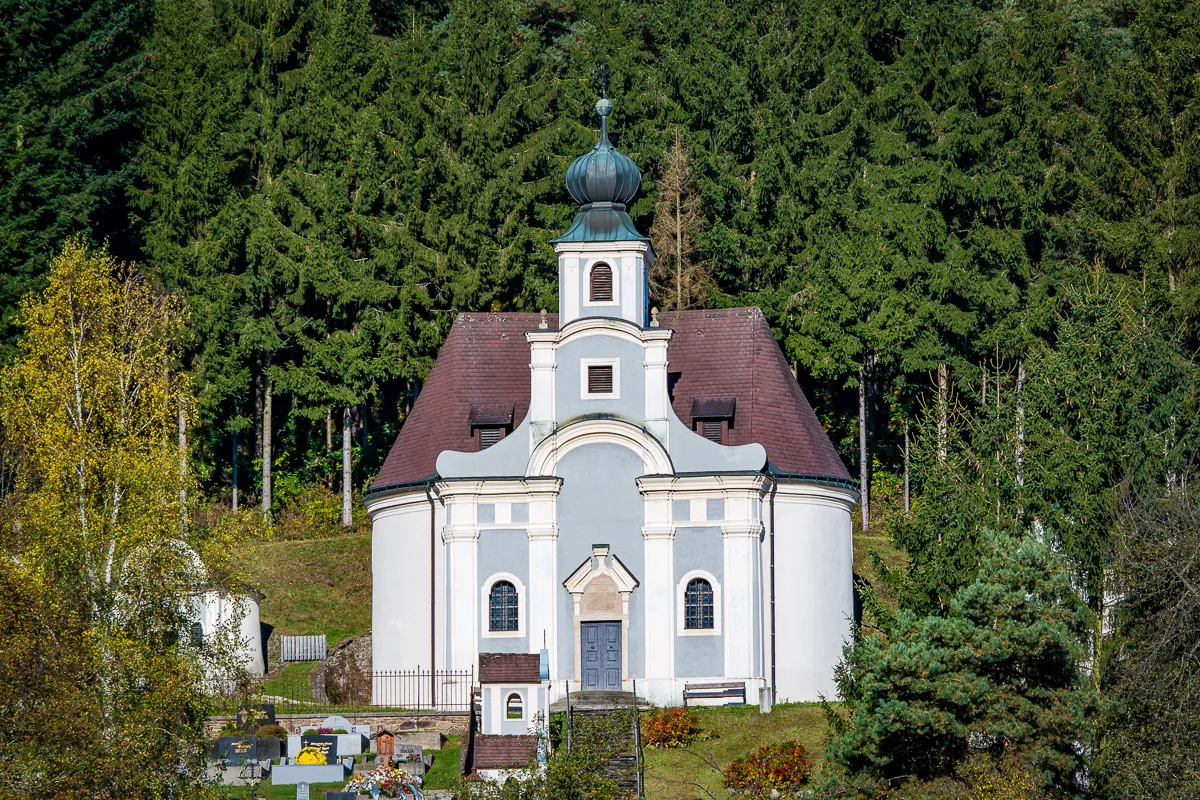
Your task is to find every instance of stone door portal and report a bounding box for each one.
[581,621,622,690]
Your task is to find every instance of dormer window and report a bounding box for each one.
[469,403,514,451]
[589,262,613,302]
[691,396,736,445]
[478,427,504,449]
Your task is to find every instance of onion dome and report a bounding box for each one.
[553,97,649,244]
[564,98,641,207]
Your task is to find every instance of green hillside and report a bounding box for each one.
[243,532,373,646]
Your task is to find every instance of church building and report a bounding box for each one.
[365,95,858,709]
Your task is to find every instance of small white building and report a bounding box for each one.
[366,94,858,709]
[468,653,546,780]
[193,588,266,678]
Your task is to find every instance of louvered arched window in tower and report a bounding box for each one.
[590,262,613,301]
[684,578,715,630]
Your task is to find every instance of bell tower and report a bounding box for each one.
[552,95,654,327]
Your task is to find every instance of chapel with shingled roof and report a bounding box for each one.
[365,92,859,712]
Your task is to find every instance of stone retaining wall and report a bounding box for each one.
[205,711,468,739]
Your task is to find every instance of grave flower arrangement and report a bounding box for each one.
[345,764,423,798]
[295,746,327,765]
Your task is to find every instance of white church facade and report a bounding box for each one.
[365,95,858,709]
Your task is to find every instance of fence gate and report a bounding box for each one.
[280,634,327,662]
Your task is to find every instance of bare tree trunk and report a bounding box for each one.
[1016,360,1025,489]
[232,431,239,511]
[937,362,949,463]
[254,364,263,460]
[859,364,869,532]
[903,418,910,514]
[342,406,353,527]
[262,377,273,515]
[326,408,333,452]
[178,398,187,525]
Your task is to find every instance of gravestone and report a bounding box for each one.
[237,703,277,730]
[324,793,356,800]
[216,736,258,765]
[319,715,353,732]
[393,744,423,763]
[255,736,282,762]
[299,735,339,764]
[296,782,310,800]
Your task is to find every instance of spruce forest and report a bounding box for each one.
[1,0,1199,797]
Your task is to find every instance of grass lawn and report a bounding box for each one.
[243,532,372,645]
[423,735,462,790]
[642,703,831,800]
[236,779,344,800]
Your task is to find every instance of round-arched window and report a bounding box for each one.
[506,692,524,720]
[684,578,714,630]
[489,580,519,632]
[590,262,613,302]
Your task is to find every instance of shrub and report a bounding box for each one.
[302,728,317,736]
[317,726,334,734]
[331,728,348,734]
[724,741,811,796]
[256,724,288,740]
[641,707,702,748]
[218,721,240,736]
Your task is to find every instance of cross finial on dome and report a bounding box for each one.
[594,63,612,141]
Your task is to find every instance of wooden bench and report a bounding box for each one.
[682,681,746,707]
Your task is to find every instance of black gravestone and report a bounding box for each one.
[300,735,339,764]
[325,793,356,800]
[255,736,282,762]
[216,736,258,765]
[236,703,277,731]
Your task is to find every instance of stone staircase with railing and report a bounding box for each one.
[556,691,650,798]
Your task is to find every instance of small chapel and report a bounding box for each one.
[365,94,858,709]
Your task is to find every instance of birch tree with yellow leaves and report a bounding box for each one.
[0,239,238,798]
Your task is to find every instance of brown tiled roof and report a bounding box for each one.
[371,308,850,489]
[478,653,542,684]
[472,735,539,770]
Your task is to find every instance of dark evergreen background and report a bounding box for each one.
[4,0,1196,499]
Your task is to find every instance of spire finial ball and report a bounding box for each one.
[595,97,613,118]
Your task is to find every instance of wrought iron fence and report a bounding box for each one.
[252,668,474,716]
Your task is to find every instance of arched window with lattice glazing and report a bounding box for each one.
[489,580,519,632]
[684,578,714,630]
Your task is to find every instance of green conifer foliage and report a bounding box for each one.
[828,531,1094,793]
[0,0,149,357]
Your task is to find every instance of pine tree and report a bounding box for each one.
[0,0,149,358]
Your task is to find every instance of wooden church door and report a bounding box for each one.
[581,621,622,691]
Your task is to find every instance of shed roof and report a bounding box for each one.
[478,653,542,685]
[472,735,539,770]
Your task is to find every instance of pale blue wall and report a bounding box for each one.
[555,443,646,681]
[674,525,724,677]
[478,528,529,654]
[555,337,647,423]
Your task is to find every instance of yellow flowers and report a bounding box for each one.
[295,746,327,765]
